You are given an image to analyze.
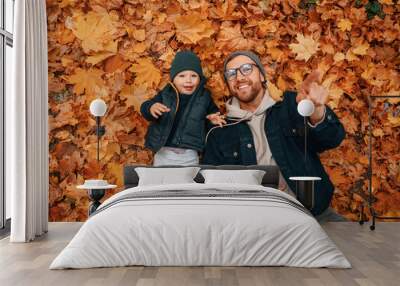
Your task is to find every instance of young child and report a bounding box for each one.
[140,51,225,166]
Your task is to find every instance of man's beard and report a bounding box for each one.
[229,79,263,103]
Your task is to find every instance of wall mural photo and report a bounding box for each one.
[46,0,400,221]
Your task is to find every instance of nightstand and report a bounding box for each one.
[77,181,117,216]
[289,176,321,211]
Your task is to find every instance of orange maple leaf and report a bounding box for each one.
[209,0,241,20]
[66,68,108,102]
[129,58,162,90]
[337,19,352,32]
[216,23,254,52]
[131,29,146,42]
[86,52,115,65]
[206,72,229,101]
[106,162,124,186]
[289,34,319,62]
[70,10,125,54]
[352,43,370,56]
[267,81,283,101]
[120,84,153,112]
[174,12,215,44]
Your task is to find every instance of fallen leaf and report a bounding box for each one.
[86,52,115,65]
[132,29,146,41]
[174,12,214,44]
[130,58,162,90]
[66,68,108,102]
[216,23,254,52]
[69,10,125,54]
[352,43,370,56]
[337,19,352,32]
[289,34,319,62]
[267,81,283,101]
[120,84,153,112]
[333,52,345,62]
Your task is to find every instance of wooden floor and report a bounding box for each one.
[0,222,399,286]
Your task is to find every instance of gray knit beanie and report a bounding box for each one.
[223,51,266,82]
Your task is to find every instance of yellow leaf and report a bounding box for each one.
[387,113,400,127]
[130,58,162,90]
[289,34,319,62]
[333,52,345,62]
[277,76,289,91]
[160,48,175,62]
[209,0,241,21]
[106,162,123,187]
[70,10,125,54]
[317,57,333,77]
[267,81,283,101]
[320,42,335,55]
[258,20,279,36]
[61,57,74,67]
[119,45,141,62]
[286,69,304,87]
[361,64,394,87]
[337,19,352,32]
[59,0,79,8]
[268,47,284,61]
[379,0,393,4]
[352,43,369,56]
[327,91,343,109]
[132,42,147,54]
[86,52,115,65]
[326,84,344,110]
[372,128,385,138]
[322,74,337,90]
[345,50,359,61]
[143,10,153,23]
[84,141,100,159]
[103,142,121,163]
[66,68,108,102]
[358,156,369,165]
[54,130,71,141]
[174,12,215,44]
[216,23,253,51]
[156,13,167,25]
[132,29,146,42]
[120,84,153,112]
[104,54,131,73]
[206,72,229,101]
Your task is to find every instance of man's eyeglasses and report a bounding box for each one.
[224,63,258,81]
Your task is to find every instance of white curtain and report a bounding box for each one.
[9,0,49,242]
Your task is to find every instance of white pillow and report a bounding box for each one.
[135,167,200,186]
[200,169,266,185]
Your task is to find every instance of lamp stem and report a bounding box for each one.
[96,116,100,162]
[304,117,307,166]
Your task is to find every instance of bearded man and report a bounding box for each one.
[202,51,346,220]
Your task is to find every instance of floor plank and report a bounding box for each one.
[0,222,399,286]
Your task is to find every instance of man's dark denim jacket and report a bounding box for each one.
[202,91,346,216]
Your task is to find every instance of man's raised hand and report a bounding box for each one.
[296,70,328,124]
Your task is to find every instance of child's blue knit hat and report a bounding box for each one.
[170,51,204,80]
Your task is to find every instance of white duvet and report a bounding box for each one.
[50,183,351,269]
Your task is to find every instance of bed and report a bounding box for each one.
[50,165,351,269]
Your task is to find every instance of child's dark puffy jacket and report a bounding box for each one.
[140,80,218,153]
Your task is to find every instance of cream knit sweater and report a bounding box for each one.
[225,90,295,196]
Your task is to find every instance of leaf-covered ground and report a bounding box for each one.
[47,0,400,221]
